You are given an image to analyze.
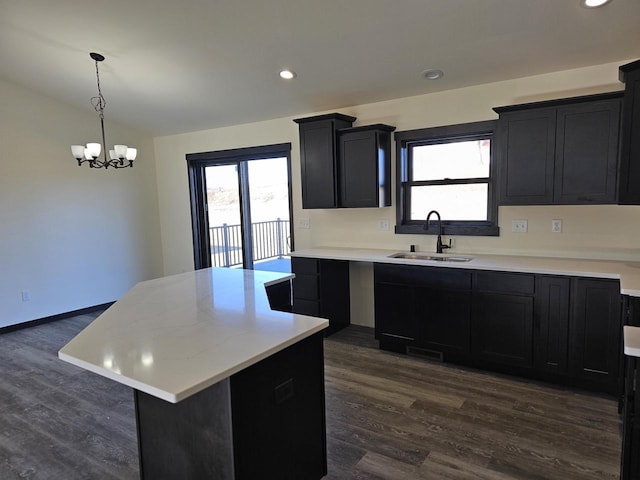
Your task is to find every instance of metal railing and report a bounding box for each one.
[209,218,290,267]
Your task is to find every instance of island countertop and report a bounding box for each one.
[291,247,640,297]
[58,268,328,403]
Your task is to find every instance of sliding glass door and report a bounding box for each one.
[187,144,293,272]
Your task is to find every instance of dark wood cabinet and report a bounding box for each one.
[570,278,621,393]
[496,108,556,205]
[554,100,620,204]
[534,276,571,374]
[136,332,327,480]
[338,124,395,208]
[294,113,355,209]
[294,114,395,209]
[495,93,623,205]
[372,263,622,395]
[374,264,471,355]
[291,257,350,335]
[374,281,416,346]
[619,59,640,205]
[416,288,471,355]
[471,271,535,368]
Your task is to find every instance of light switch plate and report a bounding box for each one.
[299,218,310,229]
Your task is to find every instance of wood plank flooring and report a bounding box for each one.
[0,314,622,479]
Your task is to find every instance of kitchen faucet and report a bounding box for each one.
[424,210,451,254]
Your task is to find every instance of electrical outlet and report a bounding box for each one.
[551,219,562,233]
[21,290,31,302]
[378,219,390,231]
[511,219,528,233]
[298,218,310,229]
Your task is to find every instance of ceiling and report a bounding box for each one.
[1,0,639,136]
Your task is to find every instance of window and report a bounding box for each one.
[395,120,499,236]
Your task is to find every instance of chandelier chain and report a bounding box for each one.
[90,59,106,120]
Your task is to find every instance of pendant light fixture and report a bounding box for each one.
[71,52,137,169]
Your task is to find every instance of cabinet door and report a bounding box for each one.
[534,276,570,374]
[472,293,534,367]
[374,282,416,343]
[554,99,620,204]
[298,120,339,209]
[338,128,392,208]
[619,64,640,205]
[570,278,621,391]
[497,108,556,205]
[417,288,471,355]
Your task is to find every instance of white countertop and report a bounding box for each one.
[291,247,640,297]
[624,326,640,357]
[58,268,328,403]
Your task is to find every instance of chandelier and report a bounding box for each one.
[71,52,137,169]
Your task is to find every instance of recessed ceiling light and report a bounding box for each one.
[279,69,297,80]
[580,0,612,8]
[422,69,444,80]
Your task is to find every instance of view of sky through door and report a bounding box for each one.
[205,157,291,271]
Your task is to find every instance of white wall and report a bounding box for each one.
[0,78,164,328]
[153,60,640,326]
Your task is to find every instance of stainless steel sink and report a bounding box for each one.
[388,253,473,262]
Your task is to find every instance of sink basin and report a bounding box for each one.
[388,253,473,262]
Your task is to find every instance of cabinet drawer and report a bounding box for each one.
[293,275,319,300]
[292,257,319,275]
[474,271,534,295]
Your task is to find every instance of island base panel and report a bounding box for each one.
[135,380,235,480]
[135,331,327,480]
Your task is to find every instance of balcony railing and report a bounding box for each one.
[209,218,290,267]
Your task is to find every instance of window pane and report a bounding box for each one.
[409,184,488,221]
[412,139,490,181]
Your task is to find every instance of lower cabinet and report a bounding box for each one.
[373,263,622,395]
[472,292,534,367]
[534,276,571,374]
[374,264,471,356]
[291,257,350,335]
[374,281,416,347]
[570,278,622,391]
[471,271,535,368]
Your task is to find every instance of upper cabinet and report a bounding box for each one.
[294,113,355,209]
[495,92,623,205]
[294,114,395,209]
[338,124,395,208]
[619,59,640,204]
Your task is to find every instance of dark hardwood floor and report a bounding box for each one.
[0,314,622,479]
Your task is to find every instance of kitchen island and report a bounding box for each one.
[59,267,329,480]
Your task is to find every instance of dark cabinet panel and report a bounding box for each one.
[554,100,620,204]
[374,264,471,355]
[338,125,394,208]
[619,60,640,204]
[417,288,471,354]
[495,93,623,206]
[291,257,350,335]
[570,278,621,391]
[472,293,534,368]
[319,259,350,334]
[294,114,355,209]
[534,276,570,374]
[374,282,417,343]
[497,108,556,205]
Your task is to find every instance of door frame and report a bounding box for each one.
[186,143,293,270]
